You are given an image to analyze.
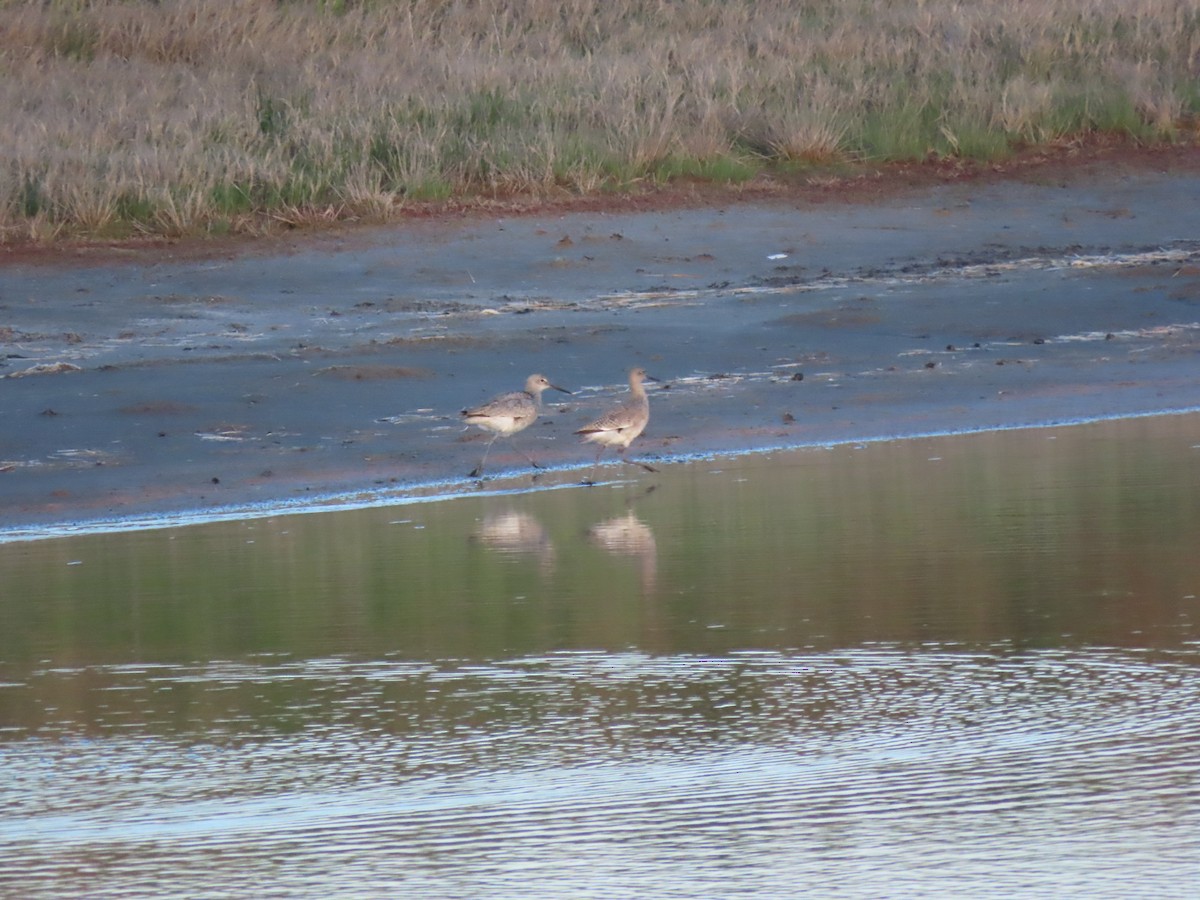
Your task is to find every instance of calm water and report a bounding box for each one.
[2,416,1199,898]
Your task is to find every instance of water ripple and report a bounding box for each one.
[2,645,1198,898]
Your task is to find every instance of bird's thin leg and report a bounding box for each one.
[582,447,604,485]
[509,436,545,470]
[470,434,499,479]
[616,447,658,474]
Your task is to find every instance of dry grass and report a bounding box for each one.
[1,0,1198,242]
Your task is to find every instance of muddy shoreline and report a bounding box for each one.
[3,147,1200,537]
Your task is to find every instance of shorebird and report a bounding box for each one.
[576,367,659,483]
[462,373,571,478]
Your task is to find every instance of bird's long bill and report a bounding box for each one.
[550,383,572,395]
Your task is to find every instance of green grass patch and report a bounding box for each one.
[46,17,97,61]
[257,94,291,138]
[210,182,256,216]
[853,102,940,161]
[115,192,157,225]
[403,179,454,202]
[937,120,1015,161]
[648,154,758,184]
[18,176,45,219]
[1043,88,1152,140]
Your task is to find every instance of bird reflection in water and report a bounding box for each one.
[587,509,658,596]
[474,510,557,575]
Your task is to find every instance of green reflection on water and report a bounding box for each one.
[2,415,1198,670]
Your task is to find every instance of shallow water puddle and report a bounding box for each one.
[1,415,1199,898]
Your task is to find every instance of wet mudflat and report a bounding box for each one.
[2,414,1198,898]
[3,160,1200,531]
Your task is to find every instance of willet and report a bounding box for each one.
[576,367,659,483]
[462,373,571,478]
